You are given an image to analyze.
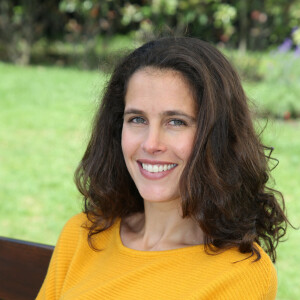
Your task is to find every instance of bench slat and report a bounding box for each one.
[0,236,54,300]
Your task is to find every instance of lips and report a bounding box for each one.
[137,160,178,180]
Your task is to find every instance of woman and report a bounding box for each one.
[37,37,289,299]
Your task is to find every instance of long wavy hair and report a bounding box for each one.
[75,37,289,262]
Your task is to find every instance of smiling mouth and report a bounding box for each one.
[140,163,177,173]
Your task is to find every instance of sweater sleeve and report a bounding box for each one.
[36,213,86,300]
[189,245,278,300]
[264,260,278,300]
[209,249,278,300]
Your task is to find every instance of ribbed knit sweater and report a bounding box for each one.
[37,213,277,299]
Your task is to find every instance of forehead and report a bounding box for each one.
[125,67,196,113]
[127,67,191,91]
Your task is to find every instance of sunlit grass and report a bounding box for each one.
[260,119,300,300]
[0,62,105,243]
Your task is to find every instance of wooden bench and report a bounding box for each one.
[0,236,54,300]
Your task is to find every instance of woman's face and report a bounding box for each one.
[122,67,197,205]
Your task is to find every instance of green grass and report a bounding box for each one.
[0,62,299,299]
[258,119,300,299]
[0,62,106,243]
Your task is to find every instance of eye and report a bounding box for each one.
[169,119,186,126]
[130,116,146,124]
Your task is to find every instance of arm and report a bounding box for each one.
[36,214,85,299]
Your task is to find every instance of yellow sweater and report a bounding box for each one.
[37,213,277,300]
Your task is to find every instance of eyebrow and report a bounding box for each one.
[124,108,196,122]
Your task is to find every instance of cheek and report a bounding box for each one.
[121,128,129,160]
[121,126,139,161]
[175,135,195,161]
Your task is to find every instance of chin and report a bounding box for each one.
[138,187,180,204]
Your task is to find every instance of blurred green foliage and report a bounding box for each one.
[1,0,300,66]
[224,50,300,119]
[243,52,300,119]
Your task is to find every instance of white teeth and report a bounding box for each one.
[141,163,176,173]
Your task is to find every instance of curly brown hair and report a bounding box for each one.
[75,37,289,262]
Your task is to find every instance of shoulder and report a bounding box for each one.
[211,244,277,299]
[61,213,88,234]
[58,213,88,242]
[58,213,120,251]
[52,213,89,256]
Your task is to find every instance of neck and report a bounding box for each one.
[122,200,204,251]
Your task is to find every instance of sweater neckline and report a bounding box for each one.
[114,218,206,257]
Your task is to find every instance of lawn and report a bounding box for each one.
[0,62,104,242]
[0,61,299,299]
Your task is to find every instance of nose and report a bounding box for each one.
[141,126,167,154]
